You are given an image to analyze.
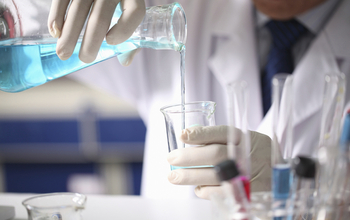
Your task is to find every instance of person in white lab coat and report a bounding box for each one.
[48,0,350,199]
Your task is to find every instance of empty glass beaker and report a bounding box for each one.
[22,193,86,220]
[160,101,216,170]
[0,0,187,92]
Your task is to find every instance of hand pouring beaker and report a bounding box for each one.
[0,1,186,92]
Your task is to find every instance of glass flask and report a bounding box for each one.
[0,0,187,92]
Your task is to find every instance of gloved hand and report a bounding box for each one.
[167,125,272,200]
[47,0,145,64]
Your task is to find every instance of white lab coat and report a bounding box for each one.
[69,0,350,198]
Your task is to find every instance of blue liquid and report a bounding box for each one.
[0,41,139,93]
[170,165,213,170]
[0,2,185,93]
[272,164,291,199]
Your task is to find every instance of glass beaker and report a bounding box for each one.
[160,101,216,170]
[0,1,187,92]
[22,193,86,220]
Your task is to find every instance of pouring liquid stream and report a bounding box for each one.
[180,46,186,139]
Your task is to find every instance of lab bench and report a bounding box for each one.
[0,193,212,220]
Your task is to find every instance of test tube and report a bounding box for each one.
[339,111,350,152]
[338,111,350,205]
[271,74,294,200]
[215,159,251,220]
[325,112,350,220]
[333,111,350,199]
[316,73,346,213]
[318,73,346,150]
[226,81,251,200]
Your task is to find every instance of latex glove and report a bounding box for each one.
[48,0,145,64]
[167,125,272,200]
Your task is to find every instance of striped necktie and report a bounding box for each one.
[261,19,307,115]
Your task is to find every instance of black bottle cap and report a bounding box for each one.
[214,159,240,181]
[293,156,316,179]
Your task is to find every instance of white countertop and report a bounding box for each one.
[0,193,212,220]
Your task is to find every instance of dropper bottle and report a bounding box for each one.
[215,159,251,220]
[290,156,316,220]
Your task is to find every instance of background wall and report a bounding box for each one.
[0,76,145,195]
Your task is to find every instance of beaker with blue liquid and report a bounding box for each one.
[0,0,187,92]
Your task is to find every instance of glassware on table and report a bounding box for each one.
[226,81,251,200]
[22,193,86,220]
[0,0,187,92]
[269,74,294,220]
[271,74,294,201]
[315,72,347,220]
[289,156,317,220]
[160,101,216,170]
[214,159,251,220]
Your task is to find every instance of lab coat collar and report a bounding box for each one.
[208,0,350,132]
[257,0,350,139]
[255,0,341,35]
[208,0,263,130]
[209,0,350,70]
[292,0,350,127]
[324,0,350,61]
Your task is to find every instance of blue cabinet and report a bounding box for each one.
[0,118,146,195]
